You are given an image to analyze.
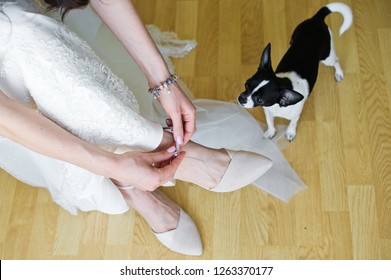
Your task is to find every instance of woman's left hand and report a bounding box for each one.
[158,83,196,145]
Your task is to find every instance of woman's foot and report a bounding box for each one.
[176,142,231,189]
[157,130,271,191]
[118,187,179,233]
[118,186,203,256]
[155,130,230,189]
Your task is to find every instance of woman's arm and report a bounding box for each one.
[0,90,184,190]
[90,0,196,145]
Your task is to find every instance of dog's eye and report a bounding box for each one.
[256,97,264,104]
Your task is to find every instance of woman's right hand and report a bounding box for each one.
[111,148,186,191]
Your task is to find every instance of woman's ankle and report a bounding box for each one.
[153,130,175,152]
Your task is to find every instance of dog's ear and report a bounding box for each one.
[259,43,272,70]
[278,89,304,107]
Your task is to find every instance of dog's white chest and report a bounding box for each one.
[265,103,301,119]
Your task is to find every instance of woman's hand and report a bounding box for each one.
[158,83,196,145]
[90,0,197,144]
[112,148,186,191]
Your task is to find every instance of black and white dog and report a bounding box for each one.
[238,2,353,141]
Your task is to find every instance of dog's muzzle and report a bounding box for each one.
[238,93,248,105]
[238,93,254,108]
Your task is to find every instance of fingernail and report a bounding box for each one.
[165,118,173,127]
[176,136,183,145]
[167,146,176,153]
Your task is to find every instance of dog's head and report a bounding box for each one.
[238,43,303,108]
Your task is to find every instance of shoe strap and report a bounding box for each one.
[116,186,135,190]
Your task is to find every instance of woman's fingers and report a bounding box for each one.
[171,113,184,148]
[147,147,177,164]
[140,150,185,191]
[182,110,196,144]
[156,151,186,183]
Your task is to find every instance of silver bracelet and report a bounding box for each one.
[148,74,179,99]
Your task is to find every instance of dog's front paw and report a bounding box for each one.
[285,131,296,142]
[335,71,344,82]
[264,128,276,139]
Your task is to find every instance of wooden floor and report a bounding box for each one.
[1,0,391,260]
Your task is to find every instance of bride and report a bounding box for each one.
[0,0,305,256]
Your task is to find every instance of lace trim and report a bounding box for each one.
[7,17,148,147]
[50,162,99,215]
[147,25,196,72]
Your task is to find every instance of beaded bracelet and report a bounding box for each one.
[148,74,179,99]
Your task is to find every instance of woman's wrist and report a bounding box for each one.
[76,143,120,179]
[148,74,179,99]
[98,151,121,179]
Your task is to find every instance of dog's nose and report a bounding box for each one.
[238,94,247,105]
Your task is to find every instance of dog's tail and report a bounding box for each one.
[313,2,353,36]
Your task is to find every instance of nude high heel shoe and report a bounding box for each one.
[117,186,203,256]
[208,150,273,193]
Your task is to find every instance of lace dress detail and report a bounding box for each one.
[52,162,96,215]
[1,7,147,147]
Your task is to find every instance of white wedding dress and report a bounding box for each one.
[0,0,306,215]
